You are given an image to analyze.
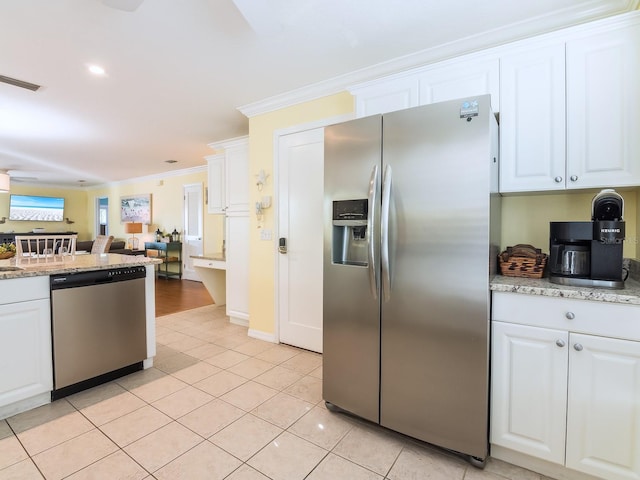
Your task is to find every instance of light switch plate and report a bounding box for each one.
[260,229,272,241]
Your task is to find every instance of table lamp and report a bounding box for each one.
[125,222,143,250]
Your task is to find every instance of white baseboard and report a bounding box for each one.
[229,316,249,327]
[248,329,277,343]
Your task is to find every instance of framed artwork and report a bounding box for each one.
[120,194,151,224]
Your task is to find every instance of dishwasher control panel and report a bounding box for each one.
[51,265,147,290]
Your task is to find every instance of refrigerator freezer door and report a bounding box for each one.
[323,115,382,423]
[379,96,494,459]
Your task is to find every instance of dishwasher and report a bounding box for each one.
[50,266,148,399]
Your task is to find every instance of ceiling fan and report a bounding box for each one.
[101,0,144,12]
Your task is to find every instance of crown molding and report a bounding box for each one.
[86,165,208,190]
[238,1,639,118]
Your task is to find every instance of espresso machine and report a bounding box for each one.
[549,189,626,289]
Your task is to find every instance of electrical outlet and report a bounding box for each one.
[260,229,272,241]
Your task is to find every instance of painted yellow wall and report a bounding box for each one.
[501,189,638,258]
[0,186,89,238]
[86,168,224,252]
[247,92,354,334]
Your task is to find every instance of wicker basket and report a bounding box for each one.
[499,244,547,279]
[0,252,15,260]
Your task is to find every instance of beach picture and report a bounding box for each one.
[9,194,65,222]
[121,194,151,224]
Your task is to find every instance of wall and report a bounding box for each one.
[247,92,354,335]
[501,189,638,258]
[0,185,89,238]
[87,168,224,252]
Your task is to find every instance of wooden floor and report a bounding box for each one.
[154,278,213,317]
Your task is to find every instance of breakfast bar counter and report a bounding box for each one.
[0,252,161,279]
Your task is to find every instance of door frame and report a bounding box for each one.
[182,182,204,281]
[95,196,109,237]
[273,113,354,345]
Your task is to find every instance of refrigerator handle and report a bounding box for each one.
[367,165,379,299]
[381,164,392,302]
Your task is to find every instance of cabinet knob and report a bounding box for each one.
[570,175,578,182]
[556,339,566,348]
[554,176,563,183]
[574,343,583,351]
[565,312,575,320]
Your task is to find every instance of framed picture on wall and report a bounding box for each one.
[121,194,151,224]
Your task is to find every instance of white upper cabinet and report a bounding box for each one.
[224,138,250,213]
[206,153,225,214]
[207,136,249,214]
[350,54,499,117]
[350,13,640,193]
[417,56,499,112]
[351,75,419,117]
[499,43,566,192]
[566,22,640,189]
[501,18,640,192]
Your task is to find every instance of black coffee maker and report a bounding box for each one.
[549,189,625,289]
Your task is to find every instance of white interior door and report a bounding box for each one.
[277,128,324,353]
[183,183,203,281]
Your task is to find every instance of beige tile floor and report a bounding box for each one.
[0,305,556,480]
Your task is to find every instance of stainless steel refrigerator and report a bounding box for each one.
[322,95,500,463]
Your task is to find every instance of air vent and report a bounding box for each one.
[0,75,41,92]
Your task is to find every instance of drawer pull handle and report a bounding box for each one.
[554,176,563,183]
[556,339,566,348]
[574,343,583,352]
[565,312,575,320]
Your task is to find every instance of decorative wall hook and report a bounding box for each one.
[65,218,75,224]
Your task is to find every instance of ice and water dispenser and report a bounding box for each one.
[332,199,369,266]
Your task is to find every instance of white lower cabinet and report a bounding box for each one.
[566,333,640,480]
[0,297,52,416]
[491,292,640,480]
[225,213,249,326]
[491,322,568,464]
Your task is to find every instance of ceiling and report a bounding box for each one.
[0,0,637,188]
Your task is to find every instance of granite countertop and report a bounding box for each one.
[491,259,640,306]
[0,253,162,279]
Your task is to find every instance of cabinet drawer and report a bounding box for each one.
[492,292,640,341]
[192,257,226,270]
[0,276,49,304]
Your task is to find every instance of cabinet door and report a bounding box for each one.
[225,213,249,325]
[491,321,568,464]
[207,154,226,214]
[499,43,566,192]
[225,141,249,213]
[351,75,419,117]
[566,23,640,189]
[566,333,640,480]
[0,299,52,407]
[418,57,499,112]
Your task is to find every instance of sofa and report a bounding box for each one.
[75,239,138,255]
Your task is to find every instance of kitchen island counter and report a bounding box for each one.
[0,253,161,420]
[0,253,161,279]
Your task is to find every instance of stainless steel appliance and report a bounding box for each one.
[549,189,626,289]
[323,95,500,465]
[50,266,148,399]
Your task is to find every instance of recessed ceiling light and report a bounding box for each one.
[87,64,106,76]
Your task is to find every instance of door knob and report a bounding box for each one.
[556,339,566,348]
[574,343,583,351]
[278,237,287,254]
